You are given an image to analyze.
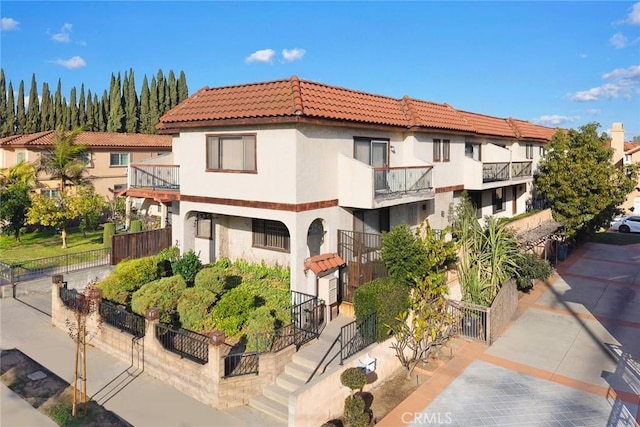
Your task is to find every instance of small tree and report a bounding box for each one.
[27,193,80,248]
[0,182,32,241]
[69,187,106,237]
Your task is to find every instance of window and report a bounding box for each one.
[252,219,290,252]
[539,146,546,157]
[110,153,130,167]
[354,138,388,167]
[16,151,26,163]
[195,213,213,239]
[79,152,92,167]
[493,187,505,214]
[443,139,450,162]
[433,139,442,162]
[41,189,60,198]
[465,143,481,160]
[624,154,632,165]
[207,134,256,172]
[526,144,533,159]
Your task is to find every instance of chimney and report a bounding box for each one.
[611,122,625,167]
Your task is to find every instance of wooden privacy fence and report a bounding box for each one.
[110,227,172,265]
[447,279,518,345]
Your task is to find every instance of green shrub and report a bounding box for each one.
[177,287,218,332]
[245,306,277,352]
[353,277,410,342]
[131,275,187,324]
[130,219,143,233]
[172,249,203,285]
[96,256,160,305]
[157,246,180,262]
[340,367,366,394]
[211,286,255,337]
[103,222,115,248]
[515,252,554,290]
[343,394,370,427]
[194,266,228,298]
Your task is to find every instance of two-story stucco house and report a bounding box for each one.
[0,130,172,202]
[610,122,640,213]
[124,76,557,311]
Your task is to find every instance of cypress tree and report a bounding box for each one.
[16,81,26,134]
[107,73,124,132]
[53,79,63,129]
[26,74,40,133]
[156,70,168,116]
[139,75,151,134]
[85,90,95,131]
[149,76,159,134]
[69,86,79,129]
[2,81,15,136]
[40,82,53,131]
[98,90,108,131]
[0,70,7,137]
[177,70,189,103]
[168,70,177,109]
[62,97,70,130]
[78,84,86,128]
[124,69,138,133]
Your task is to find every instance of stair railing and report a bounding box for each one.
[306,333,342,384]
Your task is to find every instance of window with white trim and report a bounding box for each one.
[195,213,213,239]
[110,152,130,167]
[493,187,505,214]
[41,189,60,198]
[539,146,546,157]
[252,219,290,252]
[433,139,442,162]
[525,144,533,159]
[443,139,450,162]
[79,152,92,167]
[354,137,388,168]
[16,151,26,163]
[206,134,256,172]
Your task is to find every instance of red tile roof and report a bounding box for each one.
[0,131,171,149]
[304,253,345,275]
[158,76,560,141]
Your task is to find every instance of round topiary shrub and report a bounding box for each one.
[177,287,217,332]
[95,256,161,305]
[131,275,187,325]
[103,222,115,248]
[130,219,143,233]
[353,276,410,342]
[211,285,255,337]
[340,367,367,394]
[245,306,277,353]
[343,394,370,427]
[194,266,228,298]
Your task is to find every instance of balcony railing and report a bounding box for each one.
[128,164,179,190]
[373,166,433,200]
[483,162,510,183]
[511,161,532,179]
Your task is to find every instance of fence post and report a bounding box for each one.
[486,307,491,345]
[11,265,16,298]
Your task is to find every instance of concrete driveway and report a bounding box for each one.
[379,242,640,426]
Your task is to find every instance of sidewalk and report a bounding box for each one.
[0,292,285,427]
[378,242,640,426]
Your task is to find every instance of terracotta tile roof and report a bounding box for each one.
[304,253,345,275]
[157,76,560,141]
[624,142,639,152]
[457,111,516,138]
[0,131,171,149]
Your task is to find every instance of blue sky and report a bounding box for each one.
[2,1,639,139]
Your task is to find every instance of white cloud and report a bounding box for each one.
[533,115,579,126]
[584,108,600,116]
[282,48,306,62]
[245,49,275,64]
[53,56,86,69]
[570,65,640,101]
[610,32,628,49]
[1,17,19,31]
[627,2,640,24]
[51,23,73,43]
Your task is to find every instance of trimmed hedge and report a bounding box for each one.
[95,256,160,305]
[245,306,277,352]
[211,286,256,337]
[194,266,229,298]
[130,219,143,233]
[353,276,410,342]
[177,287,217,331]
[103,222,115,249]
[131,275,187,324]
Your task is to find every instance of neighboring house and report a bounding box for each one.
[610,122,640,213]
[0,131,172,200]
[124,76,557,310]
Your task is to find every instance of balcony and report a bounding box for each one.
[339,155,435,209]
[125,164,180,202]
[463,157,533,190]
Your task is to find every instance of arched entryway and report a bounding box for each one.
[307,218,326,257]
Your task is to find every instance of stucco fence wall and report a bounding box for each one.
[50,281,294,409]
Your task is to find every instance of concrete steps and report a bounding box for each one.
[248,315,354,424]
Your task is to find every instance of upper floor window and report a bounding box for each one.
[442,140,450,162]
[41,188,60,199]
[539,146,546,157]
[206,134,256,172]
[433,139,441,162]
[624,154,632,165]
[196,213,213,239]
[110,152,130,167]
[79,152,92,167]
[465,143,481,161]
[252,218,290,252]
[525,144,533,159]
[354,138,388,168]
[16,151,26,163]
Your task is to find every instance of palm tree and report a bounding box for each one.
[0,160,37,187]
[39,126,91,193]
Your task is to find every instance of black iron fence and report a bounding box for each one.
[291,290,323,347]
[223,352,259,378]
[155,323,209,365]
[0,248,110,285]
[59,285,81,309]
[252,323,296,354]
[99,300,146,337]
[340,311,378,363]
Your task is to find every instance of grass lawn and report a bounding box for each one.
[590,230,640,245]
[0,228,105,264]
